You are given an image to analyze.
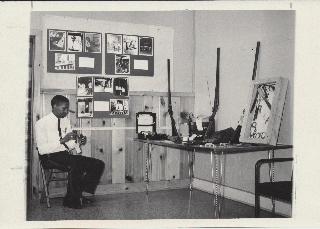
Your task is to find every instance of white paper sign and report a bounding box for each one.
[79,57,95,68]
[94,101,109,112]
[134,59,148,70]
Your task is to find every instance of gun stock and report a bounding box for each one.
[167,59,181,142]
[205,48,220,138]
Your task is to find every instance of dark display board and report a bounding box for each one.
[47,29,102,74]
[76,76,129,118]
[105,33,154,76]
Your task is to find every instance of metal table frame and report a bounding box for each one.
[133,138,293,218]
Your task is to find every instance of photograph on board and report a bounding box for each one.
[94,77,113,93]
[48,29,66,51]
[106,33,122,54]
[67,31,83,52]
[77,76,93,96]
[113,77,128,96]
[85,32,101,53]
[110,99,129,115]
[77,97,93,118]
[54,53,75,70]
[115,55,130,74]
[123,35,138,55]
[139,36,153,56]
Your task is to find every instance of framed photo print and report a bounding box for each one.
[115,55,130,74]
[123,35,138,55]
[48,30,66,51]
[77,97,93,118]
[77,76,93,96]
[110,99,129,115]
[67,31,84,52]
[85,32,101,53]
[139,36,153,56]
[54,53,75,70]
[106,33,123,54]
[239,77,288,145]
[113,77,128,96]
[94,77,113,93]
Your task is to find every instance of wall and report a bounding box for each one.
[193,11,294,215]
[30,11,194,93]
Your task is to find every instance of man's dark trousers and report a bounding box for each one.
[40,151,105,201]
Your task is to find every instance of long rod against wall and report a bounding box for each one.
[252,41,261,81]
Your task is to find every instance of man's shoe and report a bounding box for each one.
[81,196,94,204]
[63,197,83,209]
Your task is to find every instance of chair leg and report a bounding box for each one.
[255,193,260,217]
[40,166,51,208]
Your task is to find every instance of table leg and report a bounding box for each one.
[218,151,225,216]
[210,151,218,217]
[188,149,195,191]
[145,143,150,194]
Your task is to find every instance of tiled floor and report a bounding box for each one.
[27,188,282,220]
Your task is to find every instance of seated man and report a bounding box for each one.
[35,95,105,209]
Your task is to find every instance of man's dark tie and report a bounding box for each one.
[58,118,69,150]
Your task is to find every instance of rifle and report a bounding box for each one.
[252,41,260,81]
[249,41,261,113]
[205,48,220,139]
[167,59,181,143]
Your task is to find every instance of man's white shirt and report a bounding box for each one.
[35,112,76,155]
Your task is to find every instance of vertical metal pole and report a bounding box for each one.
[188,150,191,191]
[145,143,150,194]
[210,151,218,218]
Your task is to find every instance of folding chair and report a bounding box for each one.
[38,151,71,208]
[255,157,293,217]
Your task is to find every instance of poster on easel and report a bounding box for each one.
[77,76,129,118]
[47,29,102,74]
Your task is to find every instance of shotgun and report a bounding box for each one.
[205,48,220,139]
[167,59,181,143]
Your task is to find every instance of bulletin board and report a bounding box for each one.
[47,29,102,74]
[105,33,154,76]
[76,76,129,118]
[42,15,173,92]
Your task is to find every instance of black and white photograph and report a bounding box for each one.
[113,77,128,96]
[77,76,93,96]
[67,31,84,52]
[115,54,130,74]
[21,8,318,227]
[85,32,101,53]
[94,77,113,93]
[139,36,153,56]
[106,33,122,54]
[54,53,75,70]
[48,29,66,51]
[110,99,129,115]
[77,97,93,117]
[123,35,138,55]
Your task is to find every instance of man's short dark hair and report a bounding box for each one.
[51,95,69,108]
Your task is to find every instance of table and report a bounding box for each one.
[133,138,293,217]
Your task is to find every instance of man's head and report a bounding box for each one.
[51,95,69,118]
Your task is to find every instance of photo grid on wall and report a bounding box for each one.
[77,76,129,118]
[47,29,102,74]
[105,33,154,76]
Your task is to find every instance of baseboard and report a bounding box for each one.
[46,179,190,198]
[192,178,291,217]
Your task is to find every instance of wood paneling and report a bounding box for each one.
[91,129,112,184]
[111,118,126,184]
[33,91,194,198]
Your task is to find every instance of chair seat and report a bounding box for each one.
[256,181,292,202]
[41,159,70,172]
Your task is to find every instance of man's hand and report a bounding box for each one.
[60,132,77,144]
[79,135,87,146]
